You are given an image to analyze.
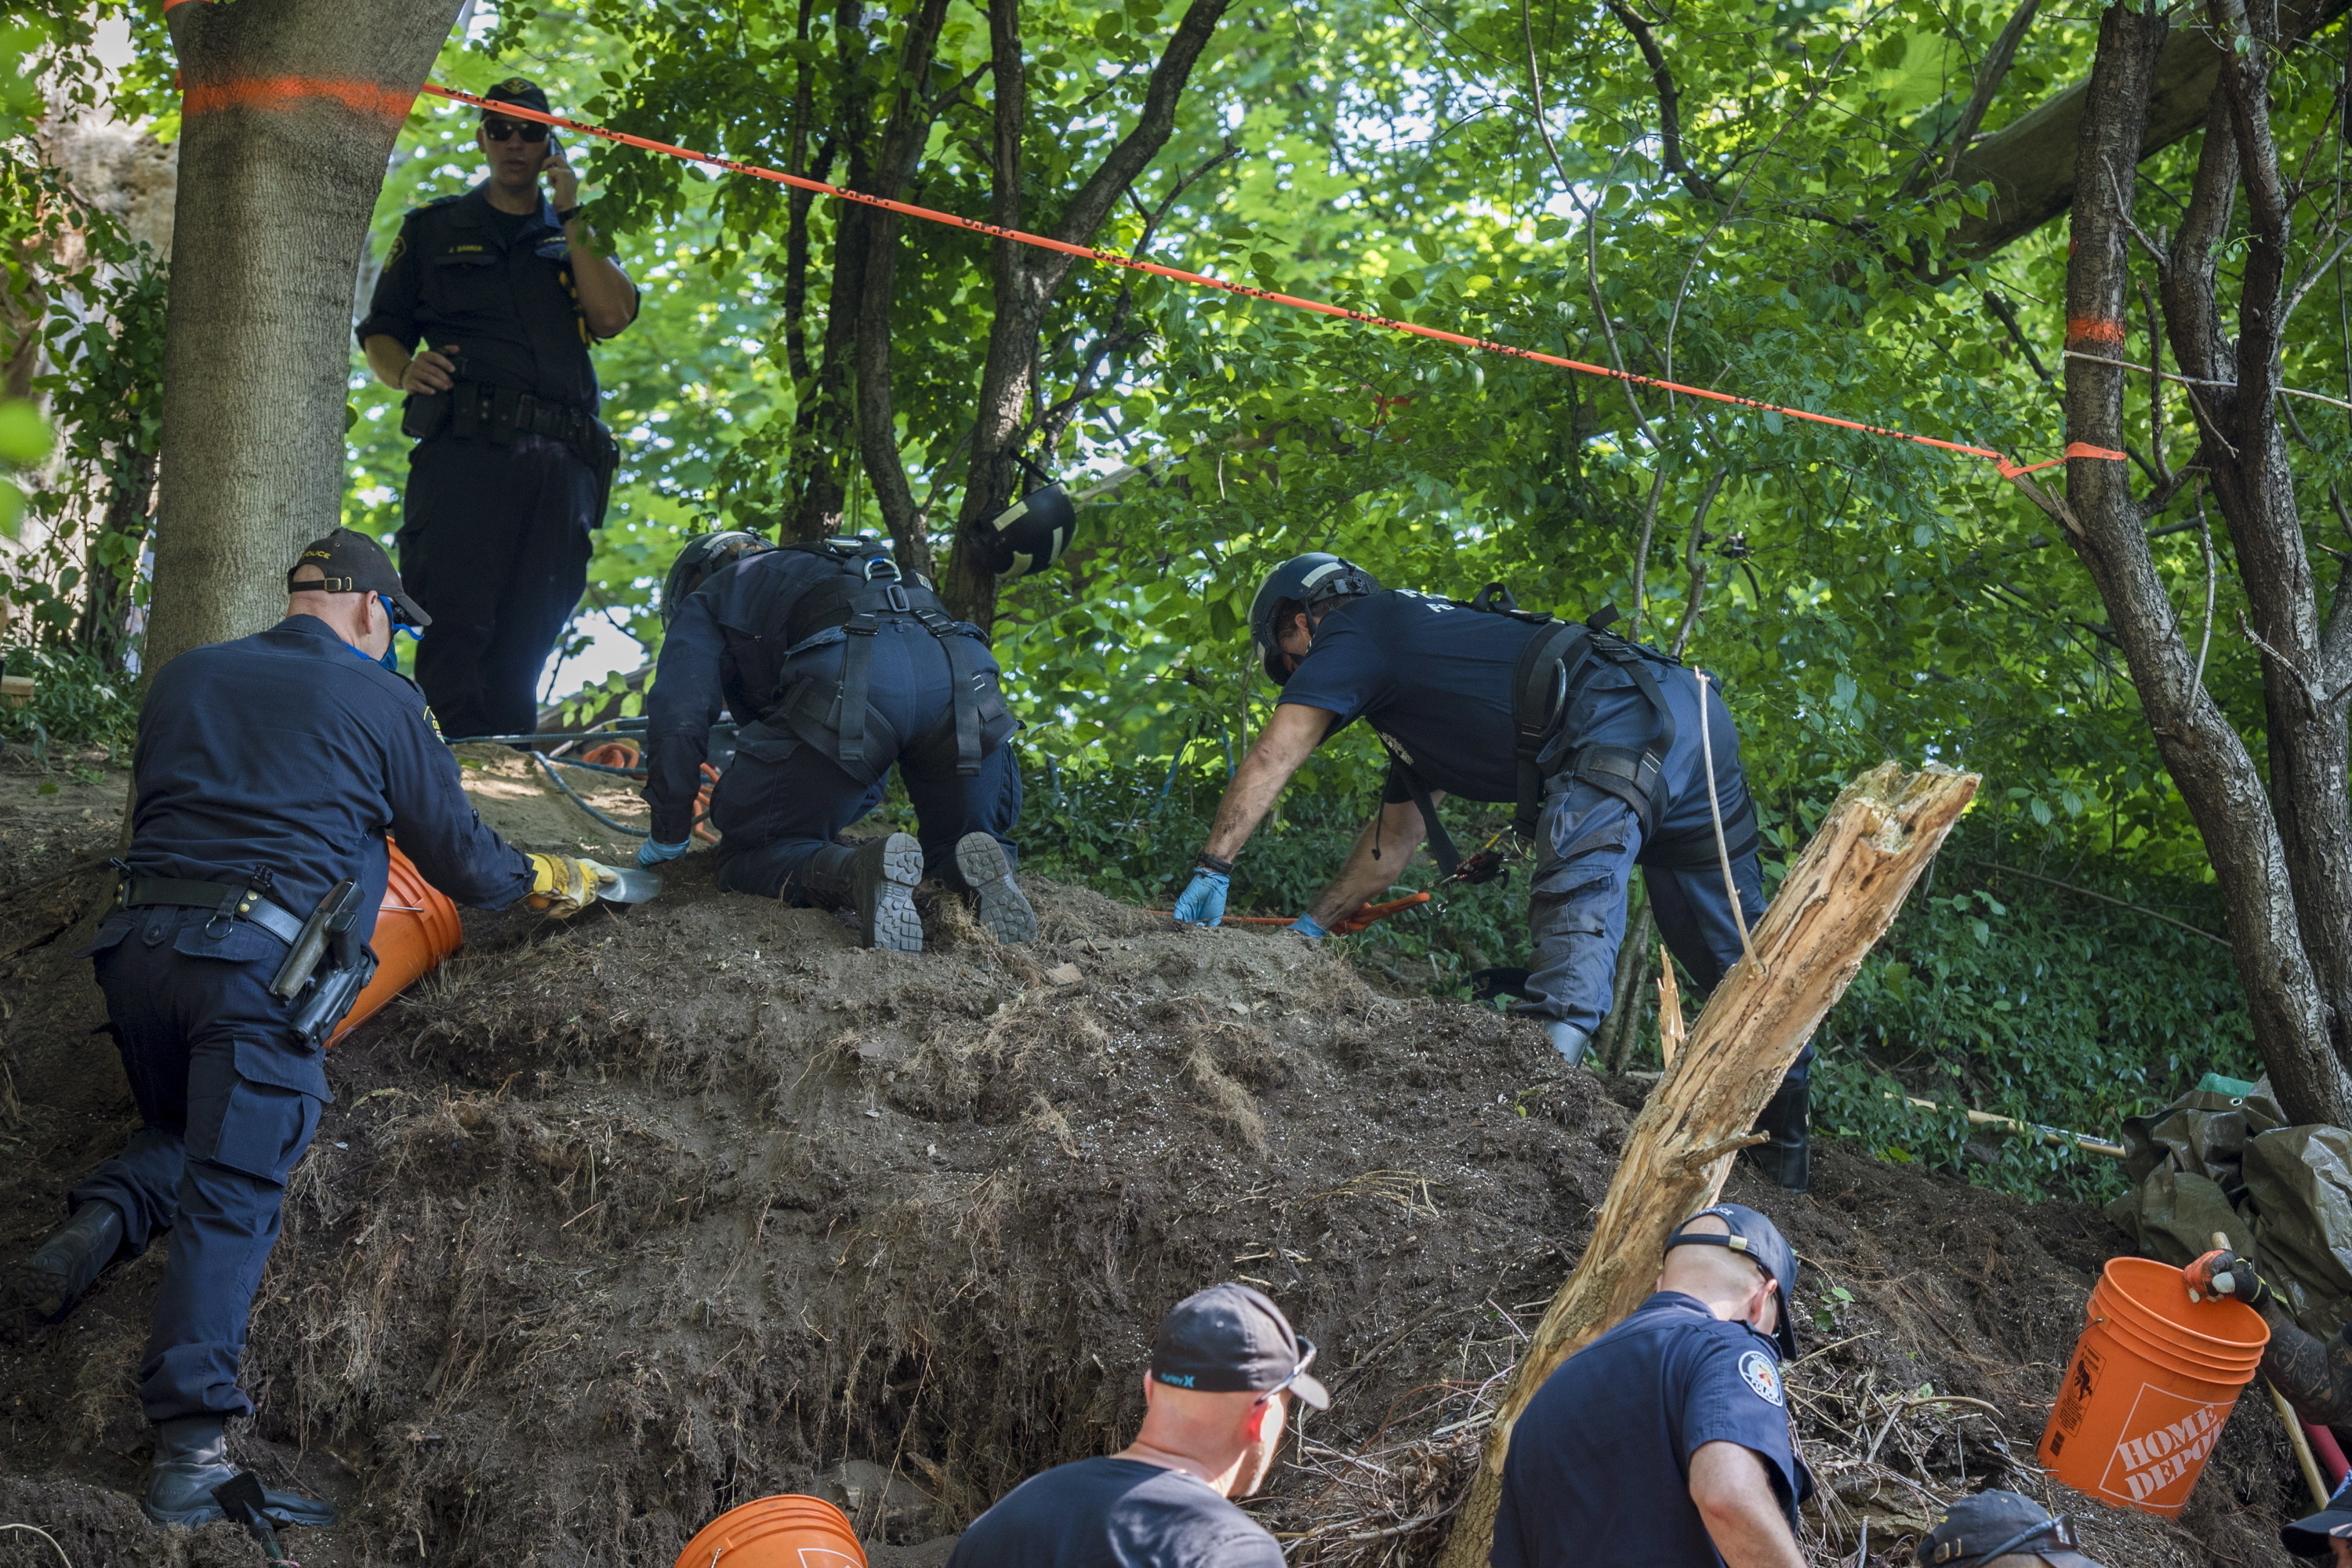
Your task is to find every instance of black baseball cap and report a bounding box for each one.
[481,77,551,119]
[2286,1472,2352,1556]
[287,530,431,627]
[1664,1203,1800,1359]
[1918,1490,2100,1566]
[1150,1283,1329,1410]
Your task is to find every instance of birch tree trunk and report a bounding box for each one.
[143,0,463,673]
[1437,762,1979,1568]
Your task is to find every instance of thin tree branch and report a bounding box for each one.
[1934,0,2042,188]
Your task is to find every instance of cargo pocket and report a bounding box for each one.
[185,1037,329,1185]
[70,910,138,960]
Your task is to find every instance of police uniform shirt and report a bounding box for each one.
[119,615,536,941]
[357,183,618,409]
[1491,1290,1813,1568]
[946,1457,1285,1568]
[1274,589,1551,801]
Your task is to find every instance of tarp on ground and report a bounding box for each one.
[2106,1082,2352,1340]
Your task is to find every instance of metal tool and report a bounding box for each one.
[595,864,662,905]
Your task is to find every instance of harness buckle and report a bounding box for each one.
[884,584,911,613]
[860,555,902,583]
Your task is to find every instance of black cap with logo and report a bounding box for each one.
[287,530,431,627]
[1664,1203,1800,1360]
[1150,1283,1330,1410]
[481,77,551,119]
[1917,1490,2100,1567]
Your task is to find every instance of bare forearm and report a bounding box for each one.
[567,227,637,339]
[2263,1305,2352,1424]
[1307,800,1428,926]
[1203,704,1330,861]
[1690,1443,1806,1568]
[364,335,411,390]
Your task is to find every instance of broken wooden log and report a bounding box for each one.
[1437,761,1980,1568]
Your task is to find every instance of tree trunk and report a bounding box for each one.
[1437,763,1980,1568]
[143,0,463,673]
[938,0,1231,626]
[2050,0,2352,1126]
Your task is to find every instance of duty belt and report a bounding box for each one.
[446,380,599,445]
[115,877,304,946]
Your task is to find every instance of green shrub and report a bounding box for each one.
[0,645,140,759]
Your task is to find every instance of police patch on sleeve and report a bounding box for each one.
[1738,1350,1784,1406]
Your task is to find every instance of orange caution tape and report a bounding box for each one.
[184,74,417,124]
[413,84,2092,485]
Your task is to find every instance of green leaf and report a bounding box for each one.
[0,399,50,466]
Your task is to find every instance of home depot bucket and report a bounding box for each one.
[2038,1256,2269,1515]
[673,1494,866,1568]
[328,840,461,1045]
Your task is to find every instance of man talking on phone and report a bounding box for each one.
[358,78,639,740]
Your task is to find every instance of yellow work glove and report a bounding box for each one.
[526,853,608,918]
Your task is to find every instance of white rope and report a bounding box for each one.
[1695,670,1759,973]
[0,1524,75,1568]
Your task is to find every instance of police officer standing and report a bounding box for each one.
[358,78,637,740]
[1494,1205,1813,1568]
[5,532,622,1528]
[637,532,1033,953]
[1172,556,1811,1189]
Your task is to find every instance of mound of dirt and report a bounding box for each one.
[0,766,2310,1567]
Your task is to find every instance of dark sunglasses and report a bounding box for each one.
[481,118,549,144]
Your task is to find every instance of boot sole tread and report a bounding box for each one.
[954,833,1036,945]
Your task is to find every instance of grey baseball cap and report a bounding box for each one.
[1150,1283,1330,1410]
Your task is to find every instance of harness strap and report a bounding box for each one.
[1509,621,1588,839]
[1383,753,1463,879]
[838,612,878,768]
[917,608,987,775]
[118,877,306,946]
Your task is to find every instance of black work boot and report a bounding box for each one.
[142,1417,337,1528]
[5,1200,124,1326]
[953,832,1036,945]
[1744,1076,1812,1193]
[851,833,925,952]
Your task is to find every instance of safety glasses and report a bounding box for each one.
[481,118,549,143]
[378,594,420,634]
[1255,1337,1318,1406]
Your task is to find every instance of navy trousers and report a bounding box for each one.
[712,622,1022,899]
[397,431,596,740]
[69,907,330,1424]
[1518,662,1812,1083]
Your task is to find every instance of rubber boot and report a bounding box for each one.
[142,1417,337,1528]
[1544,1021,1592,1068]
[1744,1075,1812,1193]
[5,1199,123,1326]
[953,833,1036,945]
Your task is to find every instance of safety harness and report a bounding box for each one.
[772,538,1011,777]
[1382,585,1756,877]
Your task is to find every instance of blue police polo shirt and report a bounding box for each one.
[123,615,535,940]
[1492,1291,1812,1568]
[1274,590,1549,802]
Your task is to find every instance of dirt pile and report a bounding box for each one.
[0,768,2311,1567]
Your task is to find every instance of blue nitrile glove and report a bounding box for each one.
[1289,912,1328,940]
[637,837,691,869]
[1172,869,1231,927]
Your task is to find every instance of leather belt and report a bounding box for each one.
[119,878,304,946]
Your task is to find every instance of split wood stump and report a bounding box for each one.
[1437,761,1980,1568]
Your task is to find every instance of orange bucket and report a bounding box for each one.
[328,840,463,1046]
[673,1495,866,1568]
[2038,1256,2269,1515]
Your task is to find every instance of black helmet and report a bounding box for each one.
[971,456,1078,580]
[1248,553,1380,683]
[662,530,772,622]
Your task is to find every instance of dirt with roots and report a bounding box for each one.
[0,769,2311,1567]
